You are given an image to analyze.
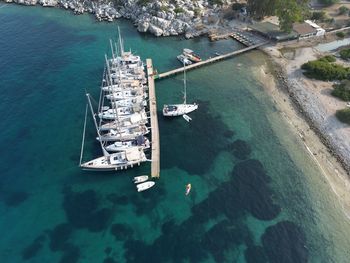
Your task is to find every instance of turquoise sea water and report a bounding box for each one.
[1,4,350,263]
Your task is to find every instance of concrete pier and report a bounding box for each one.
[146,59,160,178]
[156,41,269,79]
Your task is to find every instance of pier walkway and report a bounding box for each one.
[156,41,269,79]
[146,59,160,178]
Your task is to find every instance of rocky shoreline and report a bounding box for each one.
[269,57,350,175]
[2,0,233,38]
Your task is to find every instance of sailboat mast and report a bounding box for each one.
[183,61,187,105]
[118,26,124,56]
[105,54,121,132]
[110,39,115,60]
[79,104,88,166]
[86,93,109,157]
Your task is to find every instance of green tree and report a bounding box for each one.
[247,0,308,32]
[247,0,279,19]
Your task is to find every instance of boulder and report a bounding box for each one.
[148,23,163,37]
[137,20,150,32]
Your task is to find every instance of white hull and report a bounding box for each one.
[97,126,149,142]
[105,137,150,152]
[163,104,198,116]
[133,175,149,184]
[106,91,146,101]
[137,181,155,192]
[98,109,146,120]
[80,148,147,171]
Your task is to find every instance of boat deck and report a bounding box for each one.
[146,59,160,178]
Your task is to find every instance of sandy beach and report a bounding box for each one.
[252,46,350,219]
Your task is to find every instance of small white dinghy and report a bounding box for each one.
[136,181,155,192]
[133,175,149,184]
[183,114,192,122]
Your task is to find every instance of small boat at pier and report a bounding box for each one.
[137,181,155,192]
[177,54,192,66]
[183,48,202,63]
[133,175,149,184]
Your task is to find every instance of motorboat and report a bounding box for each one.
[133,175,149,184]
[177,54,192,66]
[183,48,202,63]
[136,181,155,192]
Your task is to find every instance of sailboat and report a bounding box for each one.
[79,27,150,172]
[80,94,147,171]
[163,62,198,117]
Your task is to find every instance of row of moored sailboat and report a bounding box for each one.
[79,29,151,172]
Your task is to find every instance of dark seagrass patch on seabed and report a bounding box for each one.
[106,194,129,206]
[49,223,74,251]
[123,217,208,263]
[103,257,117,263]
[201,219,250,262]
[232,159,281,220]
[62,187,112,232]
[59,243,80,263]
[244,245,268,263]
[159,100,235,175]
[228,139,252,160]
[262,221,308,263]
[3,191,29,207]
[128,185,166,216]
[21,234,46,260]
[110,223,134,241]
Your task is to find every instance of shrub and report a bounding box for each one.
[194,8,201,17]
[340,48,350,60]
[137,0,151,6]
[332,81,350,100]
[311,11,327,21]
[160,6,169,12]
[338,6,349,15]
[336,108,350,124]
[209,0,223,5]
[336,31,346,38]
[319,55,336,62]
[301,57,350,81]
[232,3,245,11]
[174,6,184,13]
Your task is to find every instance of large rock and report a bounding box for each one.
[148,23,163,37]
[39,0,58,6]
[15,0,38,5]
[151,16,171,30]
[137,20,150,32]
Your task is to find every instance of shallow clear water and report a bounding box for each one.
[1,4,350,263]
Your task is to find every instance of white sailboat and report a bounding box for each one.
[97,125,149,142]
[80,28,149,172]
[163,63,198,117]
[80,94,147,171]
[105,136,150,152]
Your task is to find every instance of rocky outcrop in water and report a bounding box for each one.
[2,0,235,37]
